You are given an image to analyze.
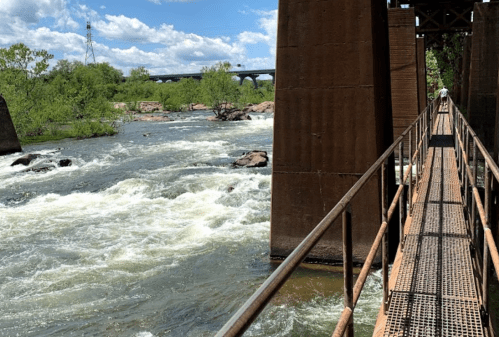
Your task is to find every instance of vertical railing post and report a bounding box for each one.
[342,206,354,337]
[382,159,389,314]
[429,103,432,137]
[399,142,405,249]
[423,111,427,160]
[416,121,420,188]
[459,117,464,184]
[471,138,477,246]
[483,162,491,322]
[428,103,432,139]
[464,129,470,212]
[409,129,413,216]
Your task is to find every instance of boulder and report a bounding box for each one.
[11,154,41,166]
[139,101,163,112]
[192,103,209,110]
[113,102,127,110]
[207,110,251,122]
[243,101,274,113]
[133,114,171,122]
[233,151,268,168]
[23,159,72,173]
[59,159,72,167]
[0,95,22,156]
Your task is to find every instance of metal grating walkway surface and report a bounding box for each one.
[383,111,485,336]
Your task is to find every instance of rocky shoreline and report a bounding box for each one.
[114,101,274,122]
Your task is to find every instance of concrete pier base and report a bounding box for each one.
[468,3,499,151]
[271,0,394,263]
[0,95,22,156]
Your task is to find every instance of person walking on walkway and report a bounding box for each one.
[439,86,449,106]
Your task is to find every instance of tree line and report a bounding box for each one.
[0,43,275,144]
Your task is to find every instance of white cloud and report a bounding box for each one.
[74,4,100,21]
[236,9,277,62]
[238,32,270,44]
[0,0,78,29]
[0,2,277,75]
[100,5,106,9]
[93,15,245,62]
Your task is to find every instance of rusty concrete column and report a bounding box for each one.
[271,0,394,263]
[0,95,22,156]
[468,3,499,151]
[417,37,427,113]
[388,8,419,158]
[461,35,472,112]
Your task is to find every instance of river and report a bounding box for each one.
[0,110,382,336]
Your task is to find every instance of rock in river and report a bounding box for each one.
[11,154,41,166]
[207,110,251,122]
[233,151,268,168]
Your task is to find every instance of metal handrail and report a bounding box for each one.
[448,97,499,331]
[216,98,439,337]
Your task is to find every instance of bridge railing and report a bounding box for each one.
[449,96,499,331]
[215,98,440,337]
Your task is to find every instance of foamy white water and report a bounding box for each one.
[0,111,381,336]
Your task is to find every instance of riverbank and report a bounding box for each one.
[11,100,274,147]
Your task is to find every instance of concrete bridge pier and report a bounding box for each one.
[467,2,499,152]
[0,95,22,156]
[461,35,472,111]
[388,8,420,155]
[271,0,395,263]
[417,36,427,112]
[238,74,259,89]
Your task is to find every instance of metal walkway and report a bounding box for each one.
[216,97,499,337]
[383,110,484,336]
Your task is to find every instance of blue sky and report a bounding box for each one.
[0,0,278,75]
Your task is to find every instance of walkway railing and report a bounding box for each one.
[216,98,441,337]
[449,97,499,332]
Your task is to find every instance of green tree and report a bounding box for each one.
[200,61,241,117]
[178,77,200,110]
[128,66,150,82]
[0,43,54,136]
[47,59,83,80]
[426,50,443,100]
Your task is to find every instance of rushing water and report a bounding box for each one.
[0,111,382,337]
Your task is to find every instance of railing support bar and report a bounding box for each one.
[483,163,491,315]
[342,207,354,337]
[399,142,405,249]
[465,129,470,211]
[416,121,420,188]
[409,130,413,215]
[382,159,389,314]
[472,139,477,246]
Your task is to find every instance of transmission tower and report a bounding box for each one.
[85,21,96,65]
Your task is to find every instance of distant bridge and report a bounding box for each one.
[148,69,275,88]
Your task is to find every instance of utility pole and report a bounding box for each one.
[85,21,96,65]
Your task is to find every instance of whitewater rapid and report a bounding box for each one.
[0,111,381,336]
